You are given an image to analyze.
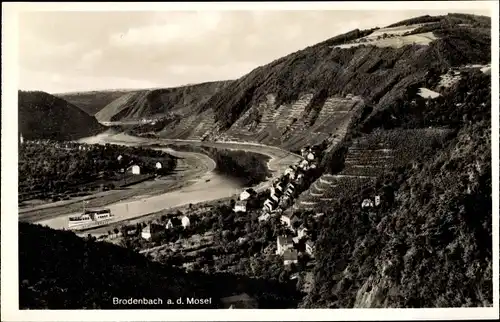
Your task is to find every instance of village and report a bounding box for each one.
[102,143,384,298]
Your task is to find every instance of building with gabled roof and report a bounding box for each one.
[283,249,299,266]
[305,240,315,257]
[276,235,294,255]
[234,200,247,213]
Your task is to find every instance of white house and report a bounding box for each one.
[155,162,162,169]
[239,190,251,201]
[281,215,291,227]
[181,215,190,229]
[234,200,247,213]
[283,249,299,266]
[165,219,174,229]
[374,195,381,207]
[19,133,24,145]
[117,155,123,161]
[305,240,315,257]
[129,165,141,175]
[276,236,294,255]
[271,194,279,204]
[258,213,270,222]
[298,227,308,239]
[361,199,374,208]
[307,152,315,161]
[141,225,152,240]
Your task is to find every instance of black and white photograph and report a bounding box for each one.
[1,1,498,321]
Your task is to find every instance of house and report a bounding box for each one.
[307,152,315,161]
[361,198,374,208]
[374,195,381,207]
[284,167,294,176]
[314,212,324,218]
[19,133,24,145]
[276,236,294,255]
[281,214,299,229]
[234,200,247,213]
[300,159,308,168]
[239,190,251,201]
[258,213,270,222]
[141,223,163,240]
[155,161,162,169]
[117,155,123,161]
[283,249,299,266]
[165,219,174,229]
[129,165,141,175]
[305,240,315,257]
[181,215,190,228]
[270,194,279,204]
[298,226,308,239]
[280,214,292,227]
[263,198,276,212]
[220,293,258,309]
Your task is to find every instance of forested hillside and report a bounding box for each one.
[302,67,492,308]
[18,90,106,141]
[19,222,301,309]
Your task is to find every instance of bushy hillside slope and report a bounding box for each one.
[57,90,136,115]
[95,81,231,122]
[18,91,106,141]
[19,222,301,309]
[301,66,492,308]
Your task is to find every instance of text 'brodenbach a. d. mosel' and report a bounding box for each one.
[112,297,212,306]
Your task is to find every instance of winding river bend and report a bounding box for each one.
[31,131,301,231]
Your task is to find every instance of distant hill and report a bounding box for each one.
[18,90,106,141]
[57,90,136,116]
[94,81,232,122]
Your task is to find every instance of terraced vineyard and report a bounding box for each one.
[295,128,451,209]
[184,93,365,151]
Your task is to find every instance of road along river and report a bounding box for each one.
[32,131,301,231]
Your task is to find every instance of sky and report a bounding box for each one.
[18,5,492,94]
